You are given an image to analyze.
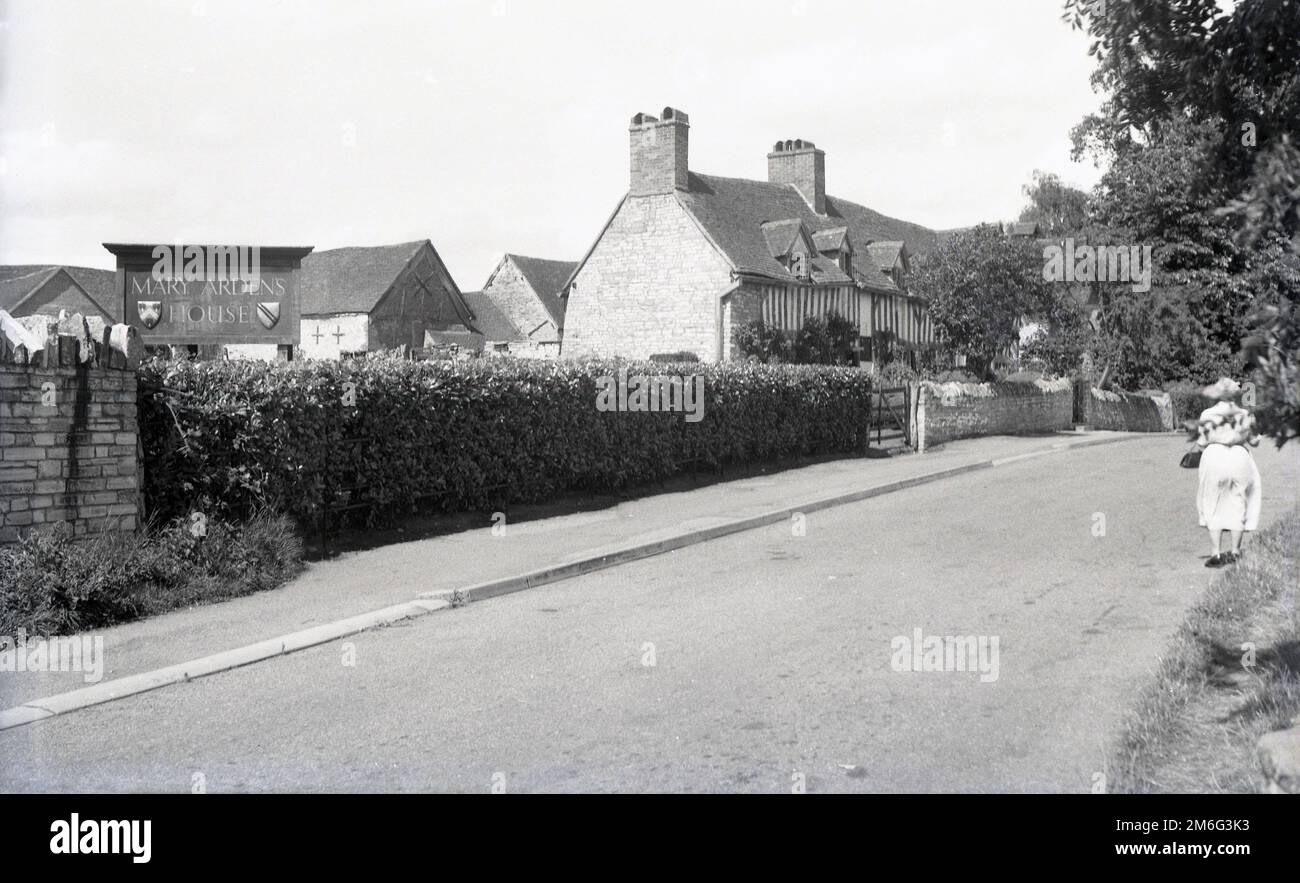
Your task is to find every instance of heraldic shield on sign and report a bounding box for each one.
[136,300,162,330]
[257,302,280,330]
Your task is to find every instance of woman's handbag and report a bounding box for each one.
[1180,447,1202,469]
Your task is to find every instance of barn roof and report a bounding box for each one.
[461,290,525,342]
[299,241,427,315]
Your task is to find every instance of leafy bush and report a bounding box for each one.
[870,361,918,387]
[138,356,876,528]
[733,312,858,365]
[1164,380,1216,428]
[0,512,303,634]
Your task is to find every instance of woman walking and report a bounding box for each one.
[1194,378,1261,567]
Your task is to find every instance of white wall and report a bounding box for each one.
[298,314,369,360]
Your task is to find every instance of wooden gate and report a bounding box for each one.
[866,385,911,450]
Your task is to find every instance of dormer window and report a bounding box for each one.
[811,226,851,279]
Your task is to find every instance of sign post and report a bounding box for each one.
[104,244,313,346]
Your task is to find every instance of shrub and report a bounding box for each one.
[733,318,794,363]
[871,361,919,387]
[1164,380,1216,427]
[733,312,858,365]
[0,512,303,634]
[138,356,876,528]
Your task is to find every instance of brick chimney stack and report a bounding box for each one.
[768,139,826,214]
[629,107,690,196]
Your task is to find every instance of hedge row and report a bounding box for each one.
[138,357,876,526]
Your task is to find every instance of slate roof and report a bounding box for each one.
[461,290,525,341]
[299,241,428,315]
[507,255,577,326]
[0,265,118,320]
[677,173,937,293]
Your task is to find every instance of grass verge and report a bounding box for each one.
[1107,506,1300,793]
[0,512,304,635]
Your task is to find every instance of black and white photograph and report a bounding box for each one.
[1,0,1298,864]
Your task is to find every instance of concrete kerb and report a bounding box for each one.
[0,432,1146,732]
[0,598,448,731]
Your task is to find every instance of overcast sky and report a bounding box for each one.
[0,0,1105,287]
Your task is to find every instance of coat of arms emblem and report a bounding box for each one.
[256,302,281,330]
[136,300,162,330]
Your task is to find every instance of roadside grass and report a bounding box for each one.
[0,511,303,636]
[1107,507,1300,793]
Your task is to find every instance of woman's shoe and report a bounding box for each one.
[1222,551,1238,565]
[1205,554,1226,568]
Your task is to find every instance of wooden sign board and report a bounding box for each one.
[104,244,313,345]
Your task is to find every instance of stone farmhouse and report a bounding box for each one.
[470,254,577,356]
[227,239,483,361]
[0,265,119,323]
[560,108,940,364]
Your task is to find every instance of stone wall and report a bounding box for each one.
[561,194,732,362]
[482,258,558,346]
[1081,384,1174,432]
[917,378,1074,451]
[0,311,140,544]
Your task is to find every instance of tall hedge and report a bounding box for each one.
[138,356,874,527]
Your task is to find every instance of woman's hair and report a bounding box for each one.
[1201,377,1242,402]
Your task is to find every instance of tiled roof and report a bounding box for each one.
[866,241,904,270]
[678,173,937,293]
[810,255,853,285]
[507,255,577,326]
[461,290,525,341]
[0,265,118,320]
[299,241,427,315]
[811,227,850,252]
[760,219,807,258]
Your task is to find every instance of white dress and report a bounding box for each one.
[1195,402,1262,532]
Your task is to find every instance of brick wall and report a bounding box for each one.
[0,326,140,544]
[917,378,1073,451]
[1082,384,1173,432]
[562,194,733,361]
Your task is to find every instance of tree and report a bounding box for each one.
[910,224,1053,379]
[1019,171,1091,237]
[1063,0,1299,439]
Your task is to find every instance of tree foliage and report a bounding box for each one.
[1062,0,1299,440]
[910,224,1052,378]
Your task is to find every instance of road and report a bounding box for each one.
[2,435,1297,792]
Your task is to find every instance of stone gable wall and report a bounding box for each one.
[562,195,732,362]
